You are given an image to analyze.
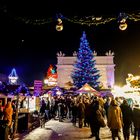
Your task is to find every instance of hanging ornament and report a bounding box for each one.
[56,18,63,31]
[57,18,62,24]
[120,18,126,23]
[56,24,63,31]
[118,13,128,31]
[119,22,128,31]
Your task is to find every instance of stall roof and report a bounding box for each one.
[76,83,99,94]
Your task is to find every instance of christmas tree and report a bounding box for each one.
[71,31,100,89]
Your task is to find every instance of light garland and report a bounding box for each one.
[15,16,54,25]
[1,5,140,30]
[64,16,116,26]
[13,12,140,26]
[13,14,117,26]
[127,12,140,21]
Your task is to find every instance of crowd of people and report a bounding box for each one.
[1,94,140,140]
[39,94,140,140]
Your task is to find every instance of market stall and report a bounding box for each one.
[75,83,100,97]
[17,96,40,132]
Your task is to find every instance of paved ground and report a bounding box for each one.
[15,119,135,140]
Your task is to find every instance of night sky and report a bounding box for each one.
[0,0,140,86]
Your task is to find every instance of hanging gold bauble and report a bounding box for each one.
[57,18,62,24]
[119,22,128,31]
[56,24,63,31]
[120,18,126,23]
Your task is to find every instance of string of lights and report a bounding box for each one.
[1,4,140,31]
[13,11,140,31]
[13,12,140,24]
[64,16,116,26]
[15,16,54,25]
[13,14,117,26]
[127,12,140,21]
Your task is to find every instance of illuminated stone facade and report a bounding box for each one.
[56,50,115,89]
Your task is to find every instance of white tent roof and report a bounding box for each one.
[76,83,99,93]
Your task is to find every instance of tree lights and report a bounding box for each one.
[71,31,100,89]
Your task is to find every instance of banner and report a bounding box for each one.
[34,80,42,96]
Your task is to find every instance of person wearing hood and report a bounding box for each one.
[3,101,13,140]
[108,99,123,140]
[3,101,13,128]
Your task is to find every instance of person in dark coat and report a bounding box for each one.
[45,97,50,120]
[84,98,90,127]
[58,101,63,122]
[0,105,4,120]
[132,104,140,140]
[40,100,46,116]
[77,98,85,128]
[39,100,46,127]
[89,99,103,140]
[71,99,77,126]
[120,99,133,140]
[11,100,16,121]
[104,97,111,119]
